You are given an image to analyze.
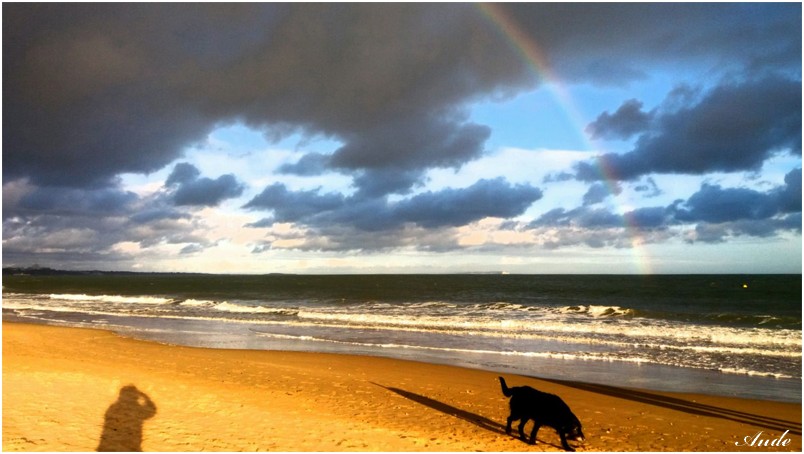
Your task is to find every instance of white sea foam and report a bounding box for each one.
[719,368,797,380]
[213,302,296,315]
[179,299,217,307]
[48,294,174,305]
[250,330,791,371]
[560,305,636,317]
[294,308,800,349]
[249,330,801,379]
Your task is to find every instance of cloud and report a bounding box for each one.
[327,114,492,195]
[3,4,800,268]
[671,168,802,224]
[672,184,779,224]
[625,207,671,229]
[576,75,802,181]
[165,163,245,207]
[278,153,332,176]
[586,99,652,140]
[165,163,201,186]
[245,177,543,236]
[10,186,138,216]
[632,177,662,198]
[505,3,800,85]
[3,3,532,191]
[582,182,621,205]
[527,168,802,248]
[6,3,799,192]
[393,178,543,228]
[777,167,802,213]
[243,183,346,224]
[1,174,228,268]
[241,168,801,253]
[531,207,623,230]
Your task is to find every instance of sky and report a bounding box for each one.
[3,3,802,274]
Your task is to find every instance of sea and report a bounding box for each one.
[2,273,801,403]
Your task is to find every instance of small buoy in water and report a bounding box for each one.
[742,283,748,289]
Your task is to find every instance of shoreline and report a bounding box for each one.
[3,321,802,451]
[6,311,801,404]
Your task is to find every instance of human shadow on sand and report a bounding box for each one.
[538,377,802,436]
[97,385,157,452]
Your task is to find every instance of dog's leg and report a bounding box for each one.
[505,415,514,435]
[518,419,528,441]
[559,431,575,452]
[528,422,541,445]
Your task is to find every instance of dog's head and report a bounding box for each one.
[564,420,585,444]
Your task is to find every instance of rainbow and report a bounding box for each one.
[475,3,654,274]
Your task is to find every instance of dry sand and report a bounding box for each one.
[3,321,801,451]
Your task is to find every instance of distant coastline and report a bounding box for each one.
[3,266,800,277]
[2,266,206,277]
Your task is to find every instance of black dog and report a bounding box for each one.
[499,376,585,451]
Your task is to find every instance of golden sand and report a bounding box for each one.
[3,322,801,451]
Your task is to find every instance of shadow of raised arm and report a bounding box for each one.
[97,385,157,452]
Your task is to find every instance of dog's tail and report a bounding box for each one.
[498,376,513,397]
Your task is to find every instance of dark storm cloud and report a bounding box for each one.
[2,198,193,268]
[505,3,800,85]
[777,168,802,213]
[687,215,801,244]
[351,169,425,199]
[326,114,492,195]
[582,182,621,206]
[392,178,543,228]
[330,116,490,171]
[278,153,332,176]
[6,3,799,190]
[165,163,201,186]
[531,207,622,229]
[9,186,138,217]
[4,3,531,191]
[528,169,802,248]
[246,169,801,253]
[633,177,662,198]
[672,168,802,224]
[245,177,542,232]
[243,183,346,223]
[2,171,236,268]
[4,3,801,264]
[165,163,245,207]
[130,208,190,224]
[576,76,802,181]
[276,114,493,197]
[586,99,652,140]
[672,184,779,224]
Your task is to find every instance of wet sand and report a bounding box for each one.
[3,321,801,451]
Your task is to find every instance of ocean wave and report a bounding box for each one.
[718,368,797,380]
[7,292,799,351]
[248,330,797,379]
[560,305,636,317]
[295,309,801,349]
[48,293,175,305]
[213,302,297,316]
[178,299,218,307]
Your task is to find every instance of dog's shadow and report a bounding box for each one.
[372,382,506,434]
[538,377,802,436]
[371,382,565,449]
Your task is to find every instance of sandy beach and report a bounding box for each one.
[3,322,801,452]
